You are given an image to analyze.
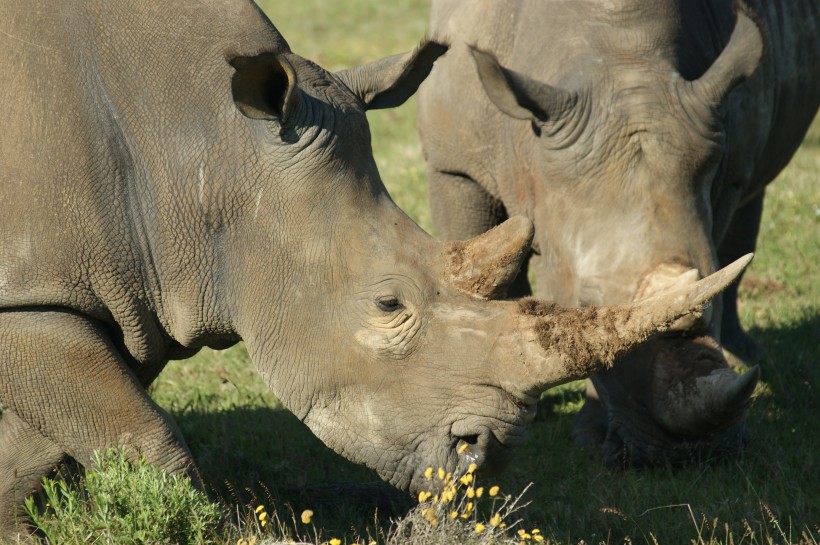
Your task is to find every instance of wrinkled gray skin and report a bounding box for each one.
[0,0,753,536]
[418,0,819,467]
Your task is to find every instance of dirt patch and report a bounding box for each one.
[653,336,727,383]
[518,298,633,378]
[739,274,785,298]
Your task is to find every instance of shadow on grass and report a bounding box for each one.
[748,310,819,400]
[173,404,413,534]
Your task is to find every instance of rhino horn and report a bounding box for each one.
[444,216,534,299]
[653,358,760,437]
[506,254,754,397]
[686,10,763,106]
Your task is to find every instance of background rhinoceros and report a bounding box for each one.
[0,0,751,535]
[417,0,819,466]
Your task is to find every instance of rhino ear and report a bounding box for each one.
[686,10,763,106]
[470,46,577,124]
[336,40,449,110]
[230,52,300,123]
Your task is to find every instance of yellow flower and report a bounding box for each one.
[517,528,532,539]
[300,509,314,524]
[424,467,434,479]
[475,523,486,533]
[450,510,459,519]
[466,487,475,498]
[237,540,247,545]
[467,462,478,474]
[489,513,502,527]
[260,520,267,528]
[534,536,545,542]
[532,529,541,534]
[489,485,500,497]
[438,467,446,480]
[466,501,474,513]
[418,490,432,503]
[329,539,341,545]
[422,507,438,526]
[254,505,265,514]
[459,473,473,485]
[258,512,267,522]
[475,487,484,498]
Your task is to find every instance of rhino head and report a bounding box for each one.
[458,5,765,466]
[224,41,752,489]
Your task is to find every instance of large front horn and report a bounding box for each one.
[505,254,754,397]
[444,216,534,299]
[683,10,764,106]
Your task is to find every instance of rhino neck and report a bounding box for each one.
[72,0,291,355]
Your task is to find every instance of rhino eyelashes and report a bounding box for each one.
[376,296,404,313]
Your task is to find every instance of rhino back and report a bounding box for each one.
[0,0,285,364]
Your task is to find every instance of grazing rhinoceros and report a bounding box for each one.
[0,0,751,535]
[418,0,819,466]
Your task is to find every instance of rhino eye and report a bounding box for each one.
[376,297,403,313]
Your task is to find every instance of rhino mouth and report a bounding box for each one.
[449,406,533,476]
[453,429,517,477]
[601,407,749,469]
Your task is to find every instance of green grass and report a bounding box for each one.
[25,450,224,545]
[21,1,820,543]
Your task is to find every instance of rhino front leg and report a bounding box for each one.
[428,169,532,297]
[0,410,66,538]
[571,381,608,446]
[718,190,765,362]
[0,310,200,531]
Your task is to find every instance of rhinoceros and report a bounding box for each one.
[418,0,819,466]
[0,0,752,535]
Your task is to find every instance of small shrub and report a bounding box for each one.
[383,463,540,545]
[24,449,224,545]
